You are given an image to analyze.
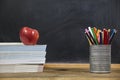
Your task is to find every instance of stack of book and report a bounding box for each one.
[0,43,47,73]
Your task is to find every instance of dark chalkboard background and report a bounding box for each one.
[0,0,120,63]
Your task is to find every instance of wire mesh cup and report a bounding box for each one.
[89,45,111,73]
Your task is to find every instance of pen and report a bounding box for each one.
[85,32,94,45]
[108,29,110,44]
[96,29,101,44]
[88,30,97,45]
[100,31,102,44]
[109,29,117,44]
[103,28,108,45]
[94,27,97,34]
[91,27,98,44]
[85,28,95,45]
[88,27,94,37]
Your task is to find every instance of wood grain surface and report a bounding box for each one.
[0,63,120,80]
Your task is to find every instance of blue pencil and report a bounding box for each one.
[108,29,117,44]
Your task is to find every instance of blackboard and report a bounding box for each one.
[0,0,120,63]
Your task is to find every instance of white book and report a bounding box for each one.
[0,58,46,64]
[0,44,47,51]
[0,51,46,60]
[0,43,47,64]
[0,64,44,73]
[0,42,23,45]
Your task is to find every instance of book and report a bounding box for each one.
[0,51,46,60]
[0,58,46,64]
[0,64,44,73]
[0,43,47,73]
[0,43,47,64]
[0,44,47,51]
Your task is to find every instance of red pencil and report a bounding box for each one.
[103,28,108,45]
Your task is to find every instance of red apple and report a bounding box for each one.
[19,27,39,45]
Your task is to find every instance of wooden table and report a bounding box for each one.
[0,63,120,80]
